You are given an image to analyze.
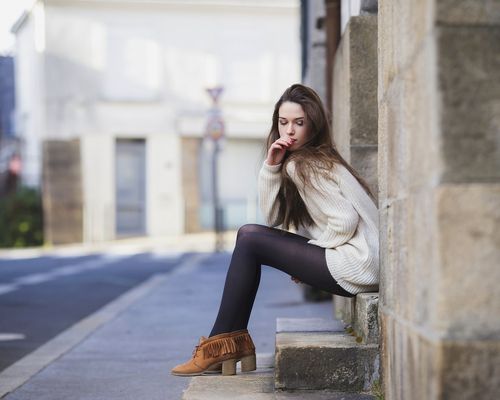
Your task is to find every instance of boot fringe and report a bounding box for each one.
[203,333,255,359]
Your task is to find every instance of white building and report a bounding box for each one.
[12,0,300,243]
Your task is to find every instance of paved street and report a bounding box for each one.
[0,250,187,372]
[0,243,333,399]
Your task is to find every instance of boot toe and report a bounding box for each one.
[171,361,202,376]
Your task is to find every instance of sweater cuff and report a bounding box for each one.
[262,161,282,173]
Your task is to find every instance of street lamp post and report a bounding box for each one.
[205,86,225,252]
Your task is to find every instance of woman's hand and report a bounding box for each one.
[266,137,296,166]
[291,276,302,284]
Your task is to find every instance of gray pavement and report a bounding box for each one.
[0,246,333,399]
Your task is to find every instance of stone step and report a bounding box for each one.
[274,318,379,393]
[182,353,374,399]
[334,292,379,344]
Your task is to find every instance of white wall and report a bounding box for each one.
[14,0,300,239]
[41,1,300,140]
[14,1,46,187]
[81,133,114,242]
[146,133,183,238]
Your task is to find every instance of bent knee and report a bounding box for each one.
[236,223,270,242]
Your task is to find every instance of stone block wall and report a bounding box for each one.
[332,15,379,203]
[330,14,379,336]
[378,0,500,398]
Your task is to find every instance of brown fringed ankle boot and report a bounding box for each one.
[171,329,256,376]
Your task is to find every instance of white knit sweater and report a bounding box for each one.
[257,159,379,295]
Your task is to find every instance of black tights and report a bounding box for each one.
[209,224,355,337]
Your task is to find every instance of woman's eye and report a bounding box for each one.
[297,121,303,126]
[279,121,287,126]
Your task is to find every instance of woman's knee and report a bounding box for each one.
[236,224,269,246]
[237,224,264,240]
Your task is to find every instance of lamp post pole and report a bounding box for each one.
[205,86,225,252]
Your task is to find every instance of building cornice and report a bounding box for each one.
[45,0,298,14]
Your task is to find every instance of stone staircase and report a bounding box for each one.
[182,293,380,399]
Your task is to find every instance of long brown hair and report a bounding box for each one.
[262,83,375,231]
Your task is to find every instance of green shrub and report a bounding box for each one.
[0,187,44,248]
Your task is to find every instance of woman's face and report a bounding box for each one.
[278,101,309,151]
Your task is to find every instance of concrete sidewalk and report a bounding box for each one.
[0,248,334,399]
[0,231,239,260]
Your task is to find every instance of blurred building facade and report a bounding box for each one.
[0,55,21,196]
[0,56,16,140]
[11,0,300,243]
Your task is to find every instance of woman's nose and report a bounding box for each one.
[286,123,294,134]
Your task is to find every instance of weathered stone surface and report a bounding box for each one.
[353,293,379,344]
[378,0,436,92]
[275,331,379,392]
[334,294,379,344]
[333,17,351,160]
[434,184,500,339]
[333,16,378,155]
[437,26,500,183]
[380,81,409,199]
[380,312,500,400]
[276,391,375,399]
[381,35,444,193]
[436,0,500,25]
[381,197,411,320]
[334,295,355,325]
[406,189,440,327]
[184,345,379,399]
[349,16,378,147]
[277,318,344,333]
[378,0,500,398]
[441,339,500,399]
[379,312,442,400]
[350,145,379,203]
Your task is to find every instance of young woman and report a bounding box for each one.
[171,83,379,377]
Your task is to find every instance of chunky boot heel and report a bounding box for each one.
[203,362,222,375]
[222,359,237,375]
[241,354,257,372]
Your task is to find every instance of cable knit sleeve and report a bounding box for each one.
[257,160,282,228]
[286,161,359,249]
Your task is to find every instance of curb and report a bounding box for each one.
[0,231,238,260]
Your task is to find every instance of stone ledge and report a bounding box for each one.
[334,293,379,344]
[353,293,379,344]
[277,317,344,333]
[182,351,375,399]
[275,327,379,392]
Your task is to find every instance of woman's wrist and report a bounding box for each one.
[265,159,281,167]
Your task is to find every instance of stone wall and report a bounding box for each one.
[42,139,83,245]
[378,0,500,398]
[330,13,379,334]
[332,15,378,202]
